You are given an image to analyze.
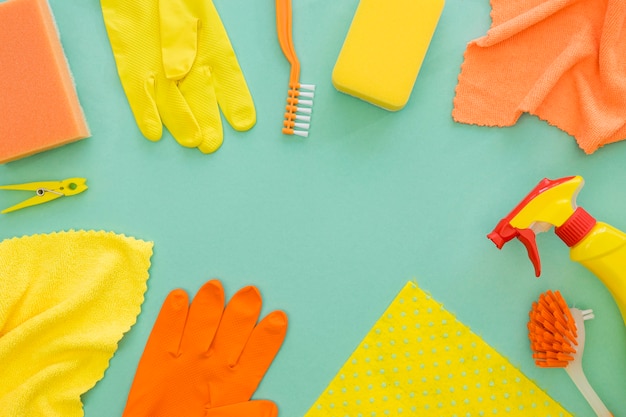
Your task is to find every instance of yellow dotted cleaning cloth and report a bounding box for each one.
[0,230,153,417]
[304,281,572,417]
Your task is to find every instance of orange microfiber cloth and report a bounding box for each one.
[0,0,90,164]
[453,0,626,154]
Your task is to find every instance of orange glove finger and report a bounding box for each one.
[236,310,288,379]
[206,285,287,407]
[123,288,190,414]
[206,400,278,417]
[180,279,225,353]
[143,288,189,357]
[213,285,263,364]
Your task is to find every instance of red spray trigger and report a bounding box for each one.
[516,228,541,277]
[487,219,542,277]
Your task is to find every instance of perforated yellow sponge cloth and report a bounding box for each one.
[304,282,572,416]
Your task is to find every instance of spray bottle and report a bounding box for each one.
[487,175,626,325]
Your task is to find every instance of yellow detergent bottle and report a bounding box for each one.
[487,175,626,325]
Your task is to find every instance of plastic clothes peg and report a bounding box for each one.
[122,279,287,417]
[0,178,87,214]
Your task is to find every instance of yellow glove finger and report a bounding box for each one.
[101,0,163,141]
[159,0,197,81]
[179,65,224,154]
[156,78,204,148]
[129,74,163,142]
[196,0,256,131]
[212,62,256,133]
[160,0,256,135]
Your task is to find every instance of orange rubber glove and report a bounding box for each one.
[122,279,288,417]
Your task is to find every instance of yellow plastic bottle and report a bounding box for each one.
[487,175,626,325]
[568,221,626,323]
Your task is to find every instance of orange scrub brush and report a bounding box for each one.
[276,0,314,138]
[528,290,612,417]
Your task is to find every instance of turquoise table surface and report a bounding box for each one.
[1,0,625,416]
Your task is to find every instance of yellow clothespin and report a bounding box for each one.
[0,177,87,214]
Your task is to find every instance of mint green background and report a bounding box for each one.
[1,0,625,415]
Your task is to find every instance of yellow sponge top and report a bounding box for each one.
[332,0,445,111]
[0,0,90,164]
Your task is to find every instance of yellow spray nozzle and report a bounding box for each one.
[509,176,583,230]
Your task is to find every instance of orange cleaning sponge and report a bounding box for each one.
[0,0,90,164]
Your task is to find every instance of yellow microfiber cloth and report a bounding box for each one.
[304,281,572,416]
[0,230,153,416]
[453,0,626,154]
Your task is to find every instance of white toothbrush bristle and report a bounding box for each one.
[297,107,312,115]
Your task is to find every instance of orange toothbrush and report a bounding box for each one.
[528,290,612,417]
[276,0,314,137]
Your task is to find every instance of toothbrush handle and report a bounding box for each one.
[566,363,612,417]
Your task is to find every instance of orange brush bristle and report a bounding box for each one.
[528,290,578,368]
[527,290,613,416]
[276,0,314,138]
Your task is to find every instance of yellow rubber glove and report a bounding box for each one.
[100,0,256,153]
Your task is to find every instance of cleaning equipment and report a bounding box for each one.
[276,0,315,137]
[0,177,87,214]
[100,0,256,154]
[0,0,90,164]
[528,290,612,416]
[332,0,445,111]
[487,175,626,325]
[453,0,626,154]
[0,230,153,417]
[304,281,573,417]
[122,279,287,417]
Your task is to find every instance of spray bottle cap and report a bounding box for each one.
[555,207,596,247]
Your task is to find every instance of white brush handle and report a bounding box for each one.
[567,309,612,417]
[565,362,612,417]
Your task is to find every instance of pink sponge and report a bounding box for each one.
[0,0,90,164]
